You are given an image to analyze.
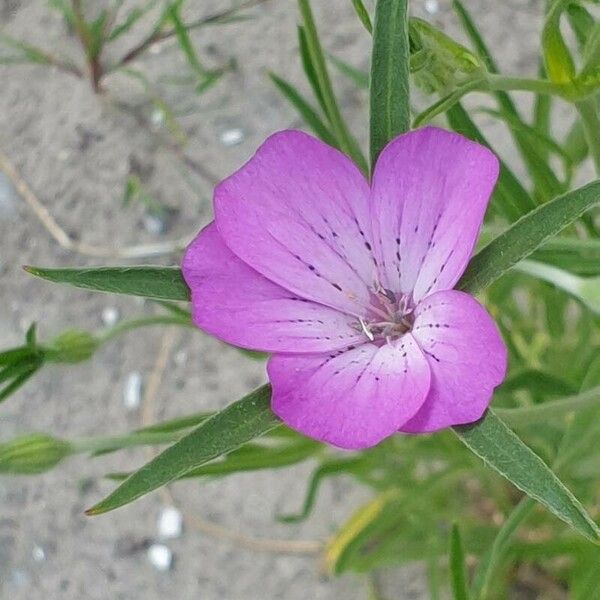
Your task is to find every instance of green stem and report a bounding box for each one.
[98,315,192,343]
[496,385,600,426]
[486,74,570,97]
[575,97,600,175]
[71,431,183,455]
[471,497,536,599]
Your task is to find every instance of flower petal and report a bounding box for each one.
[370,127,499,301]
[214,130,376,316]
[269,336,430,449]
[182,223,366,353]
[400,290,507,433]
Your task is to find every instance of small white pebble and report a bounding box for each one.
[101,307,120,327]
[151,109,165,126]
[174,350,187,366]
[219,128,244,147]
[57,149,70,161]
[157,506,183,539]
[424,0,439,14]
[147,544,173,571]
[123,371,142,411]
[142,213,167,235]
[32,545,45,562]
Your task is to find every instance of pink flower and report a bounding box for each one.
[182,127,507,449]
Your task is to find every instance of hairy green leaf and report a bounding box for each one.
[369,0,410,167]
[459,180,600,294]
[86,385,280,514]
[24,266,189,301]
[453,410,600,542]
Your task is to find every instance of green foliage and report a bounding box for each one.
[0,434,72,474]
[86,385,279,515]
[25,266,189,301]
[369,0,410,167]
[3,1,600,597]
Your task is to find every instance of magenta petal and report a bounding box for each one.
[182,223,366,353]
[269,336,431,449]
[214,130,375,316]
[370,127,499,301]
[400,290,507,433]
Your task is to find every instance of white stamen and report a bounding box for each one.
[359,317,375,341]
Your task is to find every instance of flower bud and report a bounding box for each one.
[46,330,99,364]
[0,434,72,474]
[409,18,485,94]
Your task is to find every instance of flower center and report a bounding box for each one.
[355,283,415,344]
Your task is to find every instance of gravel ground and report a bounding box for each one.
[0,1,548,598]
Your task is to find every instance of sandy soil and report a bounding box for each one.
[0,1,547,598]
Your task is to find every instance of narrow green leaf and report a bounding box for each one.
[452,0,563,201]
[453,410,600,542]
[86,385,280,515]
[297,25,327,115]
[0,365,39,403]
[0,346,36,366]
[350,0,373,33]
[413,78,483,128]
[328,54,369,90]
[470,497,535,599]
[108,0,160,42]
[167,1,207,77]
[297,0,367,172]
[458,180,600,295]
[109,439,320,480]
[369,0,410,167]
[449,523,470,600]
[24,266,189,301]
[446,103,535,220]
[514,260,600,314]
[278,457,365,523]
[542,0,576,85]
[496,385,600,427]
[269,73,337,146]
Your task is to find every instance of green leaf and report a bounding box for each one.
[297,0,367,172]
[458,179,600,295]
[452,0,563,201]
[470,497,535,599]
[108,0,160,42]
[369,0,410,167]
[297,25,327,115]
[567,3,595,50]
[542,0,576,85]
[453,410,600,543]
[0,364,40,403]
[86,385,280,515]
[269,73,337,146]
[328,54,369,90]
[413,78,483,127]
[479,226,600,276]
[496,385,600,427]
[24,266,189,301]
[278,457,365,522]
[167,1,207,77]
[449,523,470,600]
[446,103,535,220]
[108,439,320,480]
[513,260,600,314]
[350,0,373,33]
